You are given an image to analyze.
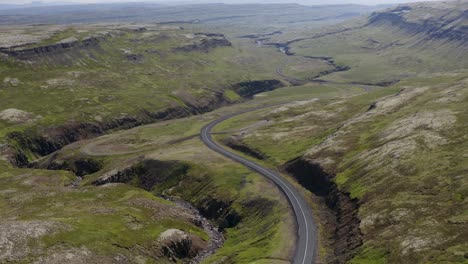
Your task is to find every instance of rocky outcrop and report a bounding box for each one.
[2,79,286,167]
[3,92,228,167]
[0,36,103,60]
[368,4,468,43]
[158,229,205,261]
[197,196,241,230]
[93,159,188,190]
[32,154,103,177]
[0,221,67,263]
[5,123,104,167]
[93,159,242,231]
[284,158,362,264]
[231,80,284,98]
[0,108,41,124]
[239,30,282,39]
[174,34,232,53]
[222,138,267,160]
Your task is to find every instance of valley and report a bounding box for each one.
[0,1,467,264]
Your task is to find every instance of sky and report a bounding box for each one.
[0,0,442,5]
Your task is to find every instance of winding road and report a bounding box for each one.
[200,104,317,264]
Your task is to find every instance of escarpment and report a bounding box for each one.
[284,158,362,263]
[2,78,285,167]
[174,33,232,52]
[0,35,105,61]
[32,154,103,177]
[4,93,224,167]
[92,159,243,230]
[231,80,284,98]
[368,4,468,43]
[222,138,268,160]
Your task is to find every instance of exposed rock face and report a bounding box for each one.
[231,80,284,98]
[284,158,362,264]
[222,138,267,160]
[158,229,204,261]
[93,159,243,231]
[3,78,284,167]
[93,159,188,190]
[33,155,103,177]
[5,123,104,167]
[239,30,282,39]
[368,2,468,43]
[3,91,228,167]
[0,36,102,61]
[174,34,232,52]
[197,196,241,230]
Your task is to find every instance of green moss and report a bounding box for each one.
[224,90,241,101]
[350,247,389,264]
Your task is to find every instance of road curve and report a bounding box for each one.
[200,104,317,264]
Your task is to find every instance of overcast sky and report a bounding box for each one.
[0,0,442,5]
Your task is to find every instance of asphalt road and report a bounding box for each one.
[200,104,317,264]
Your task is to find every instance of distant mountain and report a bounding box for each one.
[0,2,384,25]
[0,2,82,10]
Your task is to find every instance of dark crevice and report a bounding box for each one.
[3,81,282,168]
[231,80,284,99]
[35,156,103,177]
[92,159,243,231]
[222,138,268,160]
[283,157,362,264]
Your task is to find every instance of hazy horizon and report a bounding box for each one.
[0,0,443,6]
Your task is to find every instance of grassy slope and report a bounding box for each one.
[331,74,468,264]
[289,2,468,85]
[0,21,295,263]
[213,83,394,165]
[1,2,466,263]
[0,167,207,263]
[206,5,468,255]
[28,102,300,263]
[213,71,468,263]
[0,23,284,139]
[0,9,370,262]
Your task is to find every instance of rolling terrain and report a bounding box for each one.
[0,3,374,263]
[0,1,467,264]
[211,2,468,263]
